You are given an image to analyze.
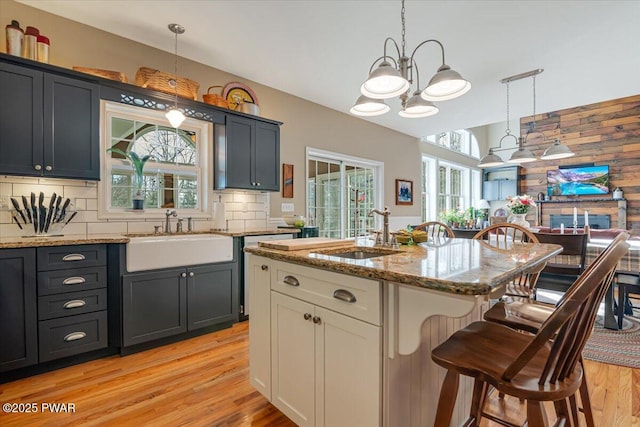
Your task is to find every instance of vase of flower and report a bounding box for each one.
[509,213,530,228]
[505,194,537,229]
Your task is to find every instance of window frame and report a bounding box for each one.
[422,155,482,222]
[98,101,213,220]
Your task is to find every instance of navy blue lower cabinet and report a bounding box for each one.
[122,261,238,348]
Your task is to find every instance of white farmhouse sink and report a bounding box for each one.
[126,234,234,272]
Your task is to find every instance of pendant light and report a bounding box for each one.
[165,23,186,128]
[507,74,540,164]
[351,0,470,118]
[478,69,574,168]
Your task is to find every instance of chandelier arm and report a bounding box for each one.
[383,37,402,62]
[411,57,420,90]
[408,39,446,69]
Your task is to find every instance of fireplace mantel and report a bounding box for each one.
[535,198,627,229]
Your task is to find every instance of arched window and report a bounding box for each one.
[100,102,211,217]
[422,129,480,158]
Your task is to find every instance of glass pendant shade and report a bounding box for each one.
[399,92,439,118]
[350,95,390,116]
[361,61,410,99]
[478,150,505,168]
[422,64,471,101]
[166,108,186,128]
[541,139,575,160]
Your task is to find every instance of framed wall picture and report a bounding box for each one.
[282,164,294,198]
[395,179,413,205]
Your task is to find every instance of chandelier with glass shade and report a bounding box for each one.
[350,0,471,118]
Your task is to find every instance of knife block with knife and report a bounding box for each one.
[9,192,77,237]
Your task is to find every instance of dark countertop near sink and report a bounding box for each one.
[245,237,562,296]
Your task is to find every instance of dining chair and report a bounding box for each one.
[483,232,629,427]
[473,223,544,298]
[431,234,630,427]
[534,232,589,294]
[614,270,640,329]
[412,221,455,239]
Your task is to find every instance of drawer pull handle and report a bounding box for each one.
[63,300,86,309]
[283,275,299,287]
[62,254,86,262]
[63,332,86,342]
[63,277,86,285]
[261,265,269,271]
[333,289,357,303]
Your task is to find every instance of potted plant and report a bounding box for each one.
[107,147,152,210]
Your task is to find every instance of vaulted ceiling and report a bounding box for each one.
[20,0,640,139]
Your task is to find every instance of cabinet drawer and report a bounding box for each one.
[38,311,107,362]
[38,266,107,295]
[38,289,107,320]
[37,244,106,271]
[270,260,381,325]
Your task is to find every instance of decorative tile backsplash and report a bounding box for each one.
[0,176,271,237]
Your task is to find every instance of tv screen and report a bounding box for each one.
[547,165,610,196]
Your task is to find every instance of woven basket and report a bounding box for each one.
[203,86,229,108]
[72,66,128,83]
[135,67,199,100]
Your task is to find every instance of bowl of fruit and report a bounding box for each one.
[394,227,428,244]
[284,215,306,228]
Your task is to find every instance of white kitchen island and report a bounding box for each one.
[245,238,562,427]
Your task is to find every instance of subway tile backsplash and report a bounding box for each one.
[0,176,271,237]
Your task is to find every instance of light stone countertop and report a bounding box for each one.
[245,237,563,296]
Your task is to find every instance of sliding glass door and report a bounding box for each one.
[307,149,381,239]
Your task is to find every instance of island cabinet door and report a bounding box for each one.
[315,306,381,427]
[271,291,316,427]
[248,256,273,399]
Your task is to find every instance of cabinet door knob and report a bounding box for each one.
[261,264,269,271]
[45,165,52,171]
[256,182,261,186]
[181,272,187,278]
[34,164,42,171]
[189,271,194,277]
[283,275,299,287]
[312,316,321,325]
[303,313,312,321]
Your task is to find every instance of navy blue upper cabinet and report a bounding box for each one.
[0,59,99,180]
[216,115,280,191]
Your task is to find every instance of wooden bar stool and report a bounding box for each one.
[483,233,629,427]
[412,221,454,239]
[431,235,629,427]
[473,223,544,298]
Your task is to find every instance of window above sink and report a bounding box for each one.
[98,101,213,219]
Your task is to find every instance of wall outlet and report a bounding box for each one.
[281,203,294,212]
[0,194,10,210]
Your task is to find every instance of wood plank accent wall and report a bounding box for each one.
[518,94,640,234]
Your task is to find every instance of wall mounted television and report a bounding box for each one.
[547,165,610,196]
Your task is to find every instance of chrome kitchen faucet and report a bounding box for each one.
[165,209,178,233]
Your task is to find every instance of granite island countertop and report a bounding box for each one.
[244,237,563,296]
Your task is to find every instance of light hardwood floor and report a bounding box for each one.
[0,321,638,426]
